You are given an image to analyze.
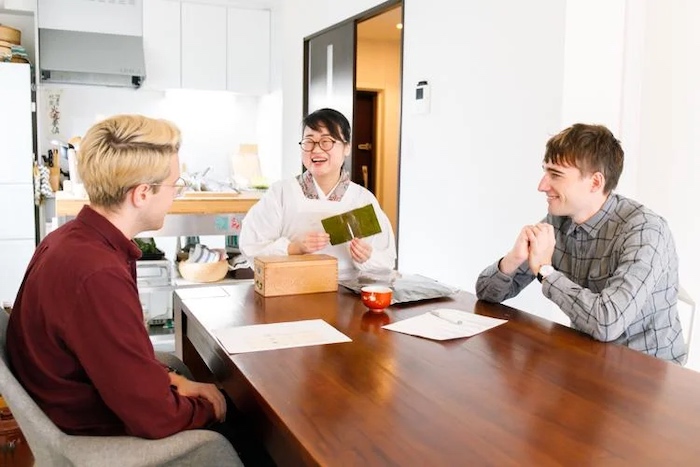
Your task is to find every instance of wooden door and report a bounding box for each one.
[352,90,377,193]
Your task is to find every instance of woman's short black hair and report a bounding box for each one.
[302,108,351,143]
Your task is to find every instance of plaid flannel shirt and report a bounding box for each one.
[476,193,686,364]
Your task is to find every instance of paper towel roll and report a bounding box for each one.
[67,147,82,185]
[230,144,262,188]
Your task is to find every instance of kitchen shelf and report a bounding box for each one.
[137,273,253,294]
[55,191,263,216]
[53,191,264,237]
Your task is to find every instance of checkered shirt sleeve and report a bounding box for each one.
[476,194,686,364]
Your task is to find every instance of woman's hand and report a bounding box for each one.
[170,374,226,422]
[289,231,330,255]
[349,237,372,263]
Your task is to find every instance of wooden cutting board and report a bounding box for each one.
[182,192,240,198]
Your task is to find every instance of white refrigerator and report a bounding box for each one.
[0,62,37,306]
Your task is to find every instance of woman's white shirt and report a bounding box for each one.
[240,178,396,273]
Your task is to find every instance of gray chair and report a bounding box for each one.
[0,309,242,466]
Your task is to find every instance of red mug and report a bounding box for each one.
[360,286,393,312]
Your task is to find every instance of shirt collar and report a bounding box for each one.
[564,193,619,237]
[76,205,142,261]
[296,170,351,201]
[312,176,341,200]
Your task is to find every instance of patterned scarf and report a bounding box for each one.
[296,170,351,201]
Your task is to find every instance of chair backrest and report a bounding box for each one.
[0,309,71,466]
[678,285,696,365]
[1,310,242,467]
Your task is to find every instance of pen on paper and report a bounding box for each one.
[430,310,462,325]
[347,222,355,239]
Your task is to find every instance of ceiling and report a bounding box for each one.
[357,6,402,42]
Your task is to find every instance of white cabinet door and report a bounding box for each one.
[143,0,181,90]
[0,185,35,240]
[181,1,227,91]
[0,239,35,305]
[38,0,142,36]
[3,0,36,12]
[0,63,33,184]
[227,7,270,95]
[0,63,34,306]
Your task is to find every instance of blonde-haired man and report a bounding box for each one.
[7,115,228,439]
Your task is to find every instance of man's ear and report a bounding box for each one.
[590,172,605,193]
[129,184,150,207]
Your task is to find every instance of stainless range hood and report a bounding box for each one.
[39,28,146,88]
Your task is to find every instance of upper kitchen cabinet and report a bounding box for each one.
[143,0,181,90]
[181,1,227,91]
[1,0,35,12]
[141,0,270,94]
[227,8,270,95]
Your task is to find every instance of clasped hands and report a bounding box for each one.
[499,222,556,275]
[289,231,372,263]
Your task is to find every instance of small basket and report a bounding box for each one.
[0,26,22,45]
[178,260,229,283]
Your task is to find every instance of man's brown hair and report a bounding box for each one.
[544,123,624,193]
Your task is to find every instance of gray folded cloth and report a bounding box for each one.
[187,244,222,263]
[340,271,459,305]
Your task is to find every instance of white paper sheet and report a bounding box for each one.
[382,308,507,341]
[176,286,230,300]
[213,319,352,354]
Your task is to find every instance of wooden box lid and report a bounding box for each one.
[254,254,337,268]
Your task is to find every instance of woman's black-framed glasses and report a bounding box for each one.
[299,138,340,152]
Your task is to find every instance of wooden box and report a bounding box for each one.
[254,254,338,297]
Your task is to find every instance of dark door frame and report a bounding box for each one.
[302,0,402,116]
[353,90,378,194]
[302,0,405,253]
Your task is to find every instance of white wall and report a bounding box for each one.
[277,0,567,318]
[564,0,700,353]
[398,0,567,316]
[275,0,700,331]
[37,84,261,182]
[637,0,700,355]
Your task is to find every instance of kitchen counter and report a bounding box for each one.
[53,191,264,237]
[55,191,263,216]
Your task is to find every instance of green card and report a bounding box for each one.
[321,204,383,245]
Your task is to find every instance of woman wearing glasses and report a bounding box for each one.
[240,108,396,273]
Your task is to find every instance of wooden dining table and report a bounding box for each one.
[174,283,700,466]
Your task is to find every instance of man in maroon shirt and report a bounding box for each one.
[6,115,226,438]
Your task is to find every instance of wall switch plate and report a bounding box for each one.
[414,80,430,114]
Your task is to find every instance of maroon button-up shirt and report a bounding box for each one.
[7,206,216,438]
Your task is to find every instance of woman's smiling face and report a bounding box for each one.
[300,124,350,179]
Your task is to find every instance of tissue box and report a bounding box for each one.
[254,254,338,297]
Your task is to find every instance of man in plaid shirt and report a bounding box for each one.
[476,123,686,364]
